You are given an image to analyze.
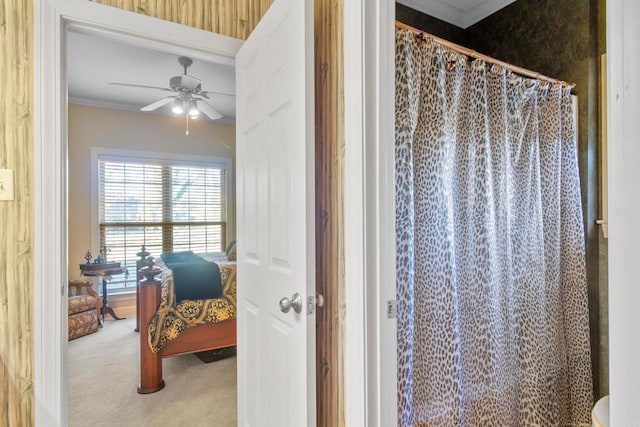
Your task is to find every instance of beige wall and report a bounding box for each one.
[68,103,236,280]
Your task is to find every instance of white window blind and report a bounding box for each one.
[98,156,228,291]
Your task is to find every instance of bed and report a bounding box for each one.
[137,252,237,394]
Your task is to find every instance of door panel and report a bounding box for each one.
[242,302,262,426]
[236,0,315,425]
[242,123,262,263]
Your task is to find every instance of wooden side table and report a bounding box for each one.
[80,262,128,321]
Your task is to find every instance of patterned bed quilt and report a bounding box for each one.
[148,254,237,353]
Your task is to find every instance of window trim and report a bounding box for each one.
[90,147,234,275]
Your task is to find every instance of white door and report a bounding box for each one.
[235,0,315,425]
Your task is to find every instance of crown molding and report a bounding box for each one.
[68,98,236,125]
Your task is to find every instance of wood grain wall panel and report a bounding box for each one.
[93,0,272,39]
[314,0,345,425]
[0,1,35,426]
[3,0,346,425]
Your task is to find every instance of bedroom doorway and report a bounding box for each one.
[65,25,240,425]
[34,0,312,424]
[64,13,241,427]
[36,0,322,424]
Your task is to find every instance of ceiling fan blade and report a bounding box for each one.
[196,99,223,120]
[109,82,174,92]
[140,96,176,111]
[199,90,235,98]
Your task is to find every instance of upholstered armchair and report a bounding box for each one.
[68,279,100,340]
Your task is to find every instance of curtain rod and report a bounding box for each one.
[395,21,575,88]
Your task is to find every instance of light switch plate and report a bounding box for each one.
[0,169,15,201]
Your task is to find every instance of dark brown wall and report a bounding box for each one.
[397,0,606,399]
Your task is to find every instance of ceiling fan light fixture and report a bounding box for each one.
[188,100,200,117]
[172,99,184,115]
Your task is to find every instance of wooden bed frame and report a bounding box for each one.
[137,266,237,394]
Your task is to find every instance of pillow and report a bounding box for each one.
[227,242,237,261]
[171,261,222,302]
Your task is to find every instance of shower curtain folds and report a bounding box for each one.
[395,28,593,427]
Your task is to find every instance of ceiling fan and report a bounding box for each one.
[109,56,231,121]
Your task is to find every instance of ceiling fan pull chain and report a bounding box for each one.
[185,114,190,136]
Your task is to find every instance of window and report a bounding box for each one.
[97,153,229,292]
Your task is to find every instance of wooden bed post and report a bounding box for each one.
[137,265,165,394]
[134,246,151,333]
[134,258,146,332]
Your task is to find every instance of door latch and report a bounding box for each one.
[307,293,324,315]
[387,299,397,319]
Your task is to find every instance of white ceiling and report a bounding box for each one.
[397,0,517,29]
[67,30,236,124]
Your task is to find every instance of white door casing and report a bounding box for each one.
[607,0,640,423]
[343,0,398,425]
[235,0,316,425]
[35,1,242,424]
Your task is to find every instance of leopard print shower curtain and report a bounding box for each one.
[395,28,593,426]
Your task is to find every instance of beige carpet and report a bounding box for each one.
[68,318,237,427]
